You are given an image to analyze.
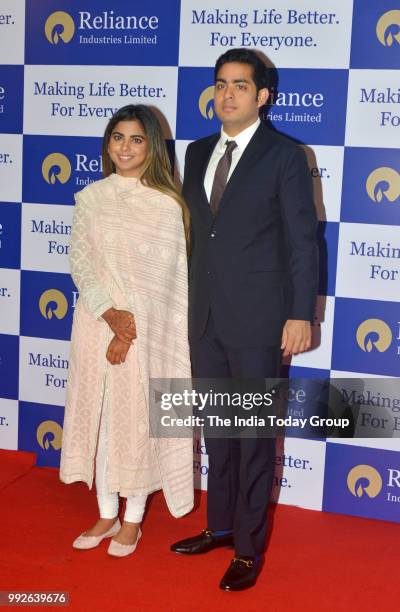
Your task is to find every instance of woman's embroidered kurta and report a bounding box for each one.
[60,173,193,518]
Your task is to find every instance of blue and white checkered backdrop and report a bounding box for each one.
[1,0,399,523]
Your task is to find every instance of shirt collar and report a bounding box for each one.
[219,117,261,152]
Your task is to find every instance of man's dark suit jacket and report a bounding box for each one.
[183,122,318,348]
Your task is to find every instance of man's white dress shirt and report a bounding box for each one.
[204,117,261,201]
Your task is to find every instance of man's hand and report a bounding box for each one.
[281,319,312,357]
[102,307,137,344]
[106,335,131,365]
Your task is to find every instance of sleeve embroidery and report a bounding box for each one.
[69,189,113,320]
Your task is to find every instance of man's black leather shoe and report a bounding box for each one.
[219,556,263,591]
[170,529,234,554]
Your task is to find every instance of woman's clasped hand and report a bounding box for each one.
[102,307,137,364]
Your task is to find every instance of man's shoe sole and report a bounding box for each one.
[219,578,257,592]
[171,544,234,555]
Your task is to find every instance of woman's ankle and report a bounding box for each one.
[83,517,118,536]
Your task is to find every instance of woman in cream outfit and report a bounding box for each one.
[60,105,193,557]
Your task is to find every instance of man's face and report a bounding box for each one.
[213,62,269,135]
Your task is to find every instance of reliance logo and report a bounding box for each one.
[41,151,102,187]
[44,10,159,44]
[356,319,392,353]
[347,464,382,498]
[376,10,400,48]
[347,463,400,505]
[39,289,68,320]
[366,167,400,204]
[42,153,71,185]
[45,12,75,45]
[198,85,215,120]
[36,420,63,451]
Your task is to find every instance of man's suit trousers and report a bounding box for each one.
[190,310,281,557]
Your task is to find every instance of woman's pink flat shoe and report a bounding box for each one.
[72,519,121,550]
[108,528,142,557]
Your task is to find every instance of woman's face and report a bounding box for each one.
[107,120,149,177]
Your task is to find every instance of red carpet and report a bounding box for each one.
[0,457,399,611]
[0,449,36,490]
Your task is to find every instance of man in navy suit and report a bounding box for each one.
[171,49,318,591]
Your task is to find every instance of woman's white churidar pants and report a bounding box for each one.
[95,389,147,523]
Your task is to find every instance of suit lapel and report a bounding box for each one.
[217,123,269,215]
[197,134,219,218]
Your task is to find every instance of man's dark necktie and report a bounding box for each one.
[209,140,238,216]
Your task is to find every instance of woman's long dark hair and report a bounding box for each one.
[102,104,190,246]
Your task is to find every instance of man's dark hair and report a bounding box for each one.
[214,48,269,93]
